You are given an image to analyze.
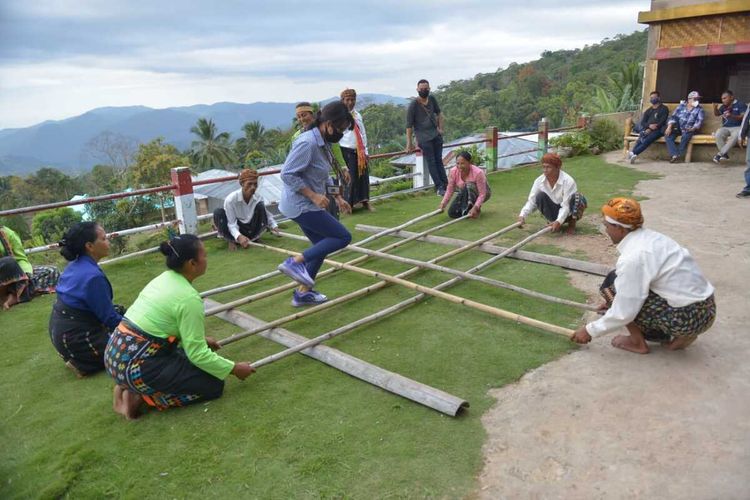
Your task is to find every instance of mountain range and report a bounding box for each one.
[0,94,408,175]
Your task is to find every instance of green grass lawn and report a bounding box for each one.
[0,156,656,499]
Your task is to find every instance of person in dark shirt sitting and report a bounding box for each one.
[627,90,669,164]
[49,222,124,378]
[712,90,747,164]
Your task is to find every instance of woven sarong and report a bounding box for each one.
[599,271,716,340]
[104,320,224,410]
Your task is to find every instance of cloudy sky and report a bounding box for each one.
[0,0,651,129]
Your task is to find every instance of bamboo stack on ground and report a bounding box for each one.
[205,214,467,316]
[200,209,446,300]
[244,227,574,339]
[218,220,522,346]
[249,226,575,369]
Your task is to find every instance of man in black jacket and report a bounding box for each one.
[737,103,750,198]
[627,90,670,164]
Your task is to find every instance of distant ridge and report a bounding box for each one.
[0,94,407,175]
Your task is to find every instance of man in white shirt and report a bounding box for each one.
[340,88,372,211]
[212,168,279,250]
[517,153,587,234]
[571,198,716,354]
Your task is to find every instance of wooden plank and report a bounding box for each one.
[355,224,613,276]
[205,299,469,416]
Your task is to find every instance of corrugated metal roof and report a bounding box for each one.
[192,167,283,205]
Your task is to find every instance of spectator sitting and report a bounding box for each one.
[627,90,669,164]
[664,90,704,163]
[712,90,747,164]
[212,168,280,250]
[0,224,59,310]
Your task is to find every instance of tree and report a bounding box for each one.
[83,131,139,174]
[131,138,189,221]
[31,207,82,244]
[189,118,236,171]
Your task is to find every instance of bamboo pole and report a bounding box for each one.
[217,221,521,346]
[355,224,612,276]
[199,209,443,299]
[206,300,469,416]
[204,214,469,315]
[249,228,576,369]
[245,233,574,338]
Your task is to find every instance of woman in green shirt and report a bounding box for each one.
[0,225,59,310]
[104,234,254,419]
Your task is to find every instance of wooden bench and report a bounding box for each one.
[623,103,745,162]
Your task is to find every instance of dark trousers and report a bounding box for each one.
[535,192,586,223]
[213,204,268,243]
[420,135,447,191]
[632,129,664,155]
[49,300,111,375]
[665,128,695,158]
[293,210,352,280]
[341,147,370,205]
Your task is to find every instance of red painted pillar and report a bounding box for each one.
[171,167,198,234]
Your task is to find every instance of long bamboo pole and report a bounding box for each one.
[245,232,573,339]
[355,224,612,276]
[250,227,575,369]
[217,221,522,346]
[199,209,443,299]
[207,300,469,416]
[204,214,468,315]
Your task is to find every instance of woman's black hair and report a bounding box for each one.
[59,221,100,261]
[312,101,354,130]
[159,234,202,271]
[457,151,472,162]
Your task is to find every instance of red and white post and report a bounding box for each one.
[171,167,198,235]
[412,148,432,190]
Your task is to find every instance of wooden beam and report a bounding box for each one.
[355,224,612,276]
[637,0,748,24]
[205,299,469,416]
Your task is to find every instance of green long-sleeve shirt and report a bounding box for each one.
[125,270,234,380]
[0,226,32,274]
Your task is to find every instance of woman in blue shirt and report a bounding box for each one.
[49,222,124,377]
[277,101,353,307]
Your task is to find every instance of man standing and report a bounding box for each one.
[737,102,750,198]
[571,198,716,354]
[664,90,704,163]
[340,88,372,211]
[712,90,747,164]
[517,153,587,235]
[627,90,669,164]
[406,79,448,195]
[213,168,280,250]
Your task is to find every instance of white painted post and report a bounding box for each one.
[171,167,198,235]
[412,149,432,190]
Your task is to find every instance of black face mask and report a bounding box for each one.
[324,128,344,143]
[418,89,430,98]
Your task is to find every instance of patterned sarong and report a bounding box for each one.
[104,320,224,410]
[49,299,111,375]
[599,271,716,340]
[536,192,587,223]
[30,265,59,295]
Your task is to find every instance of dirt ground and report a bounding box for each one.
[475,152,750,499]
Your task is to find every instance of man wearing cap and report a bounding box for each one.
[213,168,280,250]
[517,153,587,234]
[664,91,704,163]
[339,88,373,211]
[571,198,716,354]
[712,90,747,164]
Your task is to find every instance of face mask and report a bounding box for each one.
[324,128,344,143]
[692,100,699,105]
[418,89,430,98]
[650,97,660,105]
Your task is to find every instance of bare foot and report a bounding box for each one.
[663,335,697,351]
[362,201,375,212]
[3,292,20,310]
[612,334,650,354]
[65,360,85,379]
[113,385,143,420]
[227,241,237,251]
[565,220,577,235]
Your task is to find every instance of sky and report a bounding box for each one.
[0,0,651,130]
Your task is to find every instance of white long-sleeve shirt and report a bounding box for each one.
[339,109,368,153]
[223,188,277,241]
[519,170,578,224]
[587,228,714,337]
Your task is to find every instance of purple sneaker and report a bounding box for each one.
[291,289,328,307]
[277,257,314,288]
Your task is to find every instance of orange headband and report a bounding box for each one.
[601,197,643,229]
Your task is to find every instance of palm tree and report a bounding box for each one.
[235,120,269,159]
[189,118,237,171]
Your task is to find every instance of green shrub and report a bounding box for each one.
[550,132,591,156]
[587,119,622,152]
[454,145,488,166]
